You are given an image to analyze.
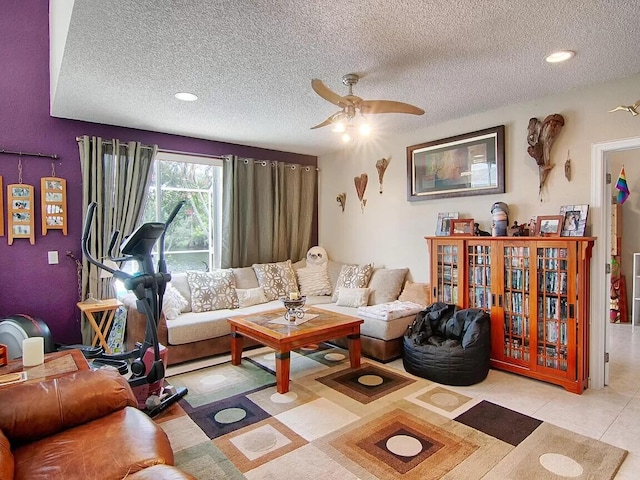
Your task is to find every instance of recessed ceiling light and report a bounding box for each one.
[175,92,198,101]
[545,50,575,64]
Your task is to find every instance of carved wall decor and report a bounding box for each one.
[354,173,368,213]
[336,192,346,212]
[526,113,565,194]
[375,157,390,194]
[564,150,571,181]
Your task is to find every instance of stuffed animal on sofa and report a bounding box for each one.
[306,246,328,268]
[297,246,332,295]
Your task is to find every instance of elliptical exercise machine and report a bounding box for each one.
[82,200,188,416]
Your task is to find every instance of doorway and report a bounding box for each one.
[590,136,640,389]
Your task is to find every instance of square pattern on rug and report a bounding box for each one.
[413,385,474,414]
[170,359,276,408]
[316,363,415,404]
[454,400,542,446]
[184,392,271,439]
[330,408,481,479]
[213,416,307,473]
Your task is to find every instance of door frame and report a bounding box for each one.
[590,136,640,389]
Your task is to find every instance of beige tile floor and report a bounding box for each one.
[394,323,640,478]
[168,323,640,477]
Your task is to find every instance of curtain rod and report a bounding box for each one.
[0,148,59,160]
[75,137,154,150]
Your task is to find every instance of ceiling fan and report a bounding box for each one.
[310,73,425,130]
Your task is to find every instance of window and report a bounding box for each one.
[141,151,223,273]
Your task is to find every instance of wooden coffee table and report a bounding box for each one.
[228,307,363,393]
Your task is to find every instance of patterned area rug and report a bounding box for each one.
[157,344,627,479]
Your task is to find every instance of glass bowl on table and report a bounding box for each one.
[280,295,306,322]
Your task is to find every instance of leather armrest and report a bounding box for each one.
[0,429,14,479]
[0,367,136,446]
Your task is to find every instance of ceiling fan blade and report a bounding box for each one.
[310,114,337,130]
[359,100,425,115]
[311,79,353,108]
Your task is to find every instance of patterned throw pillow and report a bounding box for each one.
[296,265,332,296]
[331,263,374,302]
[162,284,189,321]
[252,260,299,301]
[336,287,371,307]
[186,270,239,313]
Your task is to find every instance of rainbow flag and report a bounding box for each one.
[616,166,630,204]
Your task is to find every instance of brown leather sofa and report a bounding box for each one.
[0,368,194,480]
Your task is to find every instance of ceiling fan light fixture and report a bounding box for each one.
[332,121,346,133]
[545,50,575,64]
[175,92,198,101]
[359,122,371,136]
[342,133,352,143]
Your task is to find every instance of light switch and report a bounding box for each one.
[48,251,59,264]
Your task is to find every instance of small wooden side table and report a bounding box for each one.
[0,349,89,390]
[77,299,123,353]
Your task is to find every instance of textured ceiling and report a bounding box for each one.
[50,0,640,156]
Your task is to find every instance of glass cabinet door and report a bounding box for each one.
[435,243,459,304]
[467,242,491,310]
[502,244,531,364]
[536,246,573,375]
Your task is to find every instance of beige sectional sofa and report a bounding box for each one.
[124,260,429,364]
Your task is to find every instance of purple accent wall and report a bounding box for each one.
[0,0,317,344]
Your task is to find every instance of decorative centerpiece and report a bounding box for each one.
[281,293,306,322]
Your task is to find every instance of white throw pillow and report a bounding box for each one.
[162,284,189,321]
[331,263,374,302]
[296,265,332,296]
[236,287,268,308]
[187,270,239,313]
[336,287,371,307]
[252,260,299,301]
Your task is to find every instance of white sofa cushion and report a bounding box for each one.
[187,269,239,312]
[314,303,415,342]
[170,272,192,313]
[232,267,260,289]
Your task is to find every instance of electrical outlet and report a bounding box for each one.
[48,251,59,264]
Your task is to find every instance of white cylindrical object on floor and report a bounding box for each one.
[22,337,44,367]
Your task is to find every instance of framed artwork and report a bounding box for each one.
[535,215,563,237]
[407,125,505,201]
[436,212,459,236]
[559,204,589,236]
[450,218,474,236]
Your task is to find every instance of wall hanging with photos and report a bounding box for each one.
[1,147,62,245]
[7,183,35,245]
[41,176,67,236]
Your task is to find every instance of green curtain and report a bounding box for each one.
[221,156,317,268]
[77,136,156,344]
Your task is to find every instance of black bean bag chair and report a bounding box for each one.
[402,302,491,386]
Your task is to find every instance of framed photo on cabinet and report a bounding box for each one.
[450,218,474,236]
[435,212,459,236]
[536,215,563,237]
[559,204,588,236]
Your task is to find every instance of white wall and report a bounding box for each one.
[318,73,640,282]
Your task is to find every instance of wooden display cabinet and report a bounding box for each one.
[7,183,35,245]
[426,236,595,394]
[40,177,67,236]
